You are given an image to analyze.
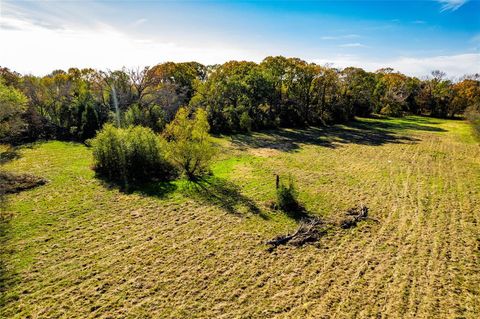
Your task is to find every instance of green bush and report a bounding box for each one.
[91,124,172,185]
[465,105,480,139]
[276,176,301,213]
[164,107,216,180]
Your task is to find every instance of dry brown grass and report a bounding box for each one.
[1,116,479,318]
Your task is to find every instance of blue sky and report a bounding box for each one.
[1,0,479,77]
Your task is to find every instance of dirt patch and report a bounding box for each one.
[0,171,48,195]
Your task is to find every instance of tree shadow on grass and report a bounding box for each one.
[183,177,269,220]
[0,147,20,165]
[131,181,178,198]
[350,117,446,132]
[230,116,445,153]
[280,205,310,222]
[96,175,178,199]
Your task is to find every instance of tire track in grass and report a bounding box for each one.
[370,134,434,318]
[450,141,480,317]
[414,134,463,318]
[372,146,422,317]
[284,144,394,317]
[403,150,433,318]
[305,143,412,317]
[334,150,415,317]
[354,139,427,318]
[371,139,427,318]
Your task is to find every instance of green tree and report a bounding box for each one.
[341,67,376,117]
[164,107,215,180]
[373,72,410,117]
[81,103,100,140]
[0,80,28,140]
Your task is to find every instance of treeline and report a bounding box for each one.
[1,56,479,143]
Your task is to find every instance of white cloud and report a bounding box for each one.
[312,53,480,78]
[0,14,262,75]
[1,3,477,78]
[321,34,360,40]
[437,0,469,12]
[131,18,148,27]
[339,43,368,48]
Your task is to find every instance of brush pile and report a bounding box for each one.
[266,217,325,252]
[266,204,371,251]
[339,204,369,229]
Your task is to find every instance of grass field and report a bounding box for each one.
[1,116,480,318]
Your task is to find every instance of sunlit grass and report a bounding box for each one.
[1,116,479,318]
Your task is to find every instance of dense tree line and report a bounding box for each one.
[1,57,479,143]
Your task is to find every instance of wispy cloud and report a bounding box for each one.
[312,53,480,77]
[437,0,469,12]
[339,43,367,48]
[131,18,148,27]
[471,34,480,43]
[412,20,426,24]
[321,34,360,40]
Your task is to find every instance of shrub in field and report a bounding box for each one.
[465,105,480,139]
[276,176,301,213]
[91,124,171,185]
[163,107,216,180]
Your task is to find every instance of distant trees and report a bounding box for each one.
[190,57,361,132]
[0,59,478,144]
[340,67,376,117]
[453,76,480,137]
[0,80,27,141]
[451,78,480,119]
[373,71,410,116]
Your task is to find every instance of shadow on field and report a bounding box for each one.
[0,147,20,165]
[184,177,269,219]
[0,206,13,309]
[131,181,178,199]
[281,205,310,222]
[230,116,445,152]
[98,177,178,199]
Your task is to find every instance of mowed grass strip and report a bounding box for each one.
[1,116,479,318]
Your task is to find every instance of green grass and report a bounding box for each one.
[1,116,480,318]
